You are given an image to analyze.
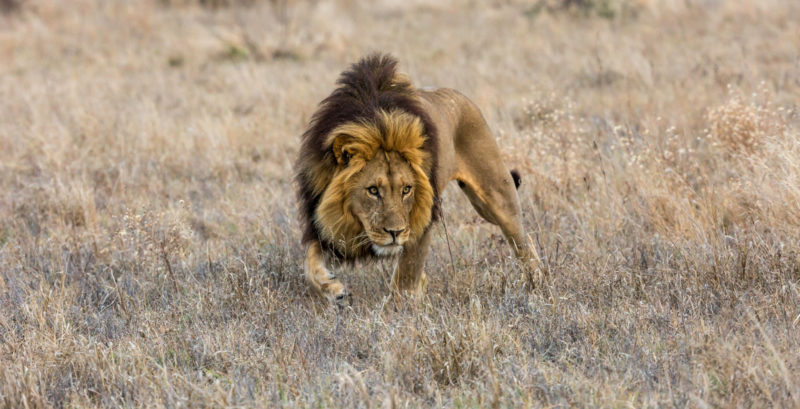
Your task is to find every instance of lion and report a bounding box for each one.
[295,54,541,304]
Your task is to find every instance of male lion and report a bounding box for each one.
[295,54,541,304]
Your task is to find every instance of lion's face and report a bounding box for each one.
[348,150,416,255]
[311,110,435,258]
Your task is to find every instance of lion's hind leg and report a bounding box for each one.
[304,241,350,305]
[454,168,543,287]
[448,94,543,285]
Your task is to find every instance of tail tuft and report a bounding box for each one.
[510,169,522,189]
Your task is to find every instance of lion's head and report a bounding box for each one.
[295,53,439,259]
[313,110,434,256]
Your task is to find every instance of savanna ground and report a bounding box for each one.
[1,0,800,407]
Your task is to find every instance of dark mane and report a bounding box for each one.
[294,53,440,256]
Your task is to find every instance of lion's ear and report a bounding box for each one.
[331,134,355,166]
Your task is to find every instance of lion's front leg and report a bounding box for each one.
[304,241,349,305]
[391,228,432,294]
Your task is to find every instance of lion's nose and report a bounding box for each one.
[384,228,405,241]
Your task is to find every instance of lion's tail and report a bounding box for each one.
[510,169,522,190]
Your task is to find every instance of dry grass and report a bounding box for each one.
[2,0,800,407]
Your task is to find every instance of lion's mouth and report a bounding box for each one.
[372,243,403,256]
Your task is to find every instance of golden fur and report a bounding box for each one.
[295,54,541,303]
[313,110,434,255]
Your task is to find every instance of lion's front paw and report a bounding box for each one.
[524,265,546,289]
[321,279,351,307]
[332,290,352,307]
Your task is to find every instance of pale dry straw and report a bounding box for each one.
[1,0,800,408]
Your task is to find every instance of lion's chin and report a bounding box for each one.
[372,243,403,257]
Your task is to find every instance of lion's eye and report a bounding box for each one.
[367,186,380,196]
[402,185,412,195]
